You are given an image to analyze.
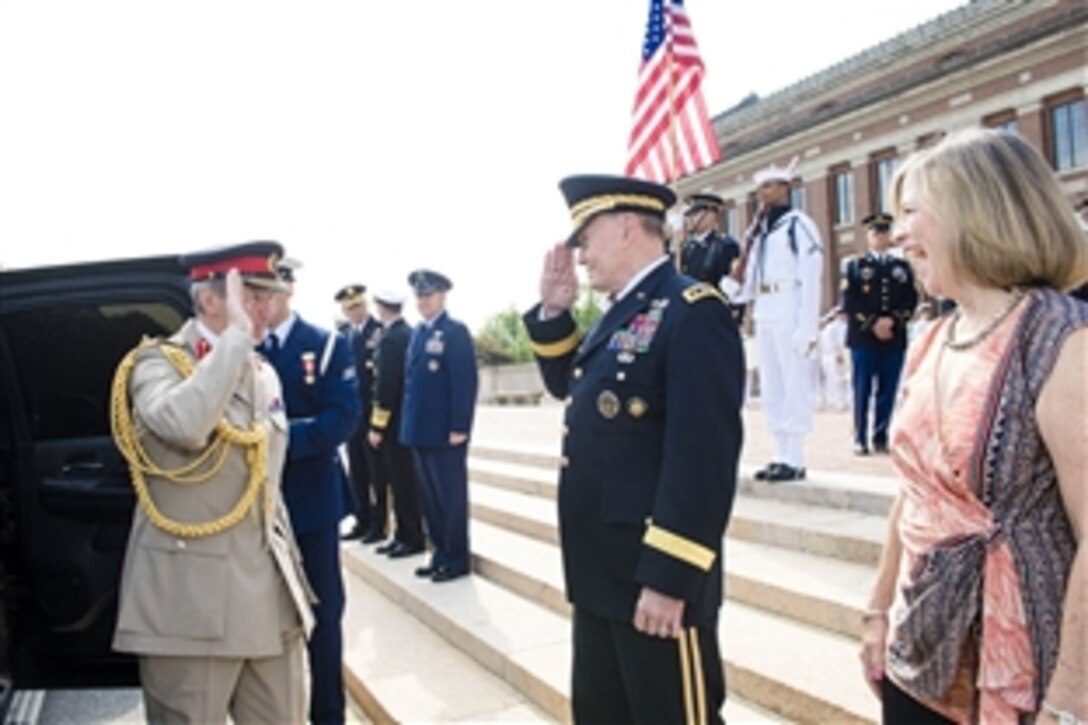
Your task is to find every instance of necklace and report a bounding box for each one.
[944,288,1026,351]
[933,288,1026,464]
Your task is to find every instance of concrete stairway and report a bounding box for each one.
[340,440,896,723]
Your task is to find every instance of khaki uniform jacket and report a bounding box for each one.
[113,319,315,658]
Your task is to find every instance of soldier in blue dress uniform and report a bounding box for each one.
[264,260,362,724]
[679,192,744,324]
[399,269,478,583]
[841,213,918,455]
[336,284,386,542]
[523,174,744,724]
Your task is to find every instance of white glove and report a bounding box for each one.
[792,329,817,358]
[719,277,742,301]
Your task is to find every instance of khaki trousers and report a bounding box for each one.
[139,633,307,724]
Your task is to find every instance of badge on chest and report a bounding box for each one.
[425,330,444,373]
[425,331,444,355]
[608,299,667,357]
[301,351,316,385]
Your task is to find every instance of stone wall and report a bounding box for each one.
[478,363,546,405]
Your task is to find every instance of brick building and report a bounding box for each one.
[676,0,1086,309]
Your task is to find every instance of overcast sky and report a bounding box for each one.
[0,0,965,330]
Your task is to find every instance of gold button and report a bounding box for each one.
[617,371,626,381]
[560,456,570,467]
[573,367,583,379]
[562,425,569,436]
[176,540,186,549]
[564,396,573,407]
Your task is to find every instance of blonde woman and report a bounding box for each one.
[860,129,1086,724]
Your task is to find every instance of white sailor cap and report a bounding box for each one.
[753,156,799,187]
[374,288,407,307]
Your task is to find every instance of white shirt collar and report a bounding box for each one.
[423,309,445,329]
[270,312,297,343]
[612,255,670,305]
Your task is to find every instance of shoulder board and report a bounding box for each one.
[682,282,725,305]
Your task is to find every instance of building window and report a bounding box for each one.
[984,109,1019,135]
[871,152,898,214]
[1048,96,1086,171]
[790,180,806,212]
[831,166,854,226]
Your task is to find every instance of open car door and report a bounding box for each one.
[0,256,190,693]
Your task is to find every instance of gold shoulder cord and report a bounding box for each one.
[110,338,270,539]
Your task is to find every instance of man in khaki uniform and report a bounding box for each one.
[111,241,315,723]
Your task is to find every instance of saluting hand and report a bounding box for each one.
[224,269,254,338]
[540,242,578,319]
[633,586,685,639]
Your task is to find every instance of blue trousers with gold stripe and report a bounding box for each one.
[571,607,724,724]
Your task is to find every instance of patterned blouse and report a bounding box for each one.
[886,289,1085,724]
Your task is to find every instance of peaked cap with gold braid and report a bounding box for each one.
[559,174,676,247]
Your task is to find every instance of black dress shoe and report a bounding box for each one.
[430,567,468,583]
[872,441,889,454]
[754,463,781,481]
[766,464,806,483]
[374,541,397,555]
[414,565,437,578]
[360,529,386,545]
[854,443,870,456]
[388,543,425,559]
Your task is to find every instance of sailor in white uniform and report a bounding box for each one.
[740,161,824,482]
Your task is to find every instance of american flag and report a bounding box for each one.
[625,0,720,183]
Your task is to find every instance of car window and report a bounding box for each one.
[5,302,184,441]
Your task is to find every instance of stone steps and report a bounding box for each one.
[468,452,898,516]
[340,551,553,723]
[464,442,893,723]
[471,481,875,639]
[341,541,785,724]
[469,520,877,723]
[340,440,894,723]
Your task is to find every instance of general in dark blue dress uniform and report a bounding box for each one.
[524,175,744,724]
[336,284,386,542]
[841,213,918,455]
[264,262,362,724]
[679,192,744,324]
[367,288,425,557]
[399,270,478,583]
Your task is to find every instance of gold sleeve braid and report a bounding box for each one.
[110,338,270,539]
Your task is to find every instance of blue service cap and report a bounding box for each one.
[407,269,452,295]
[862,213,895,231]
[558,174,676,246]
[684,192,724,215]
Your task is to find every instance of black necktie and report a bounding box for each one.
[265,333,280,355]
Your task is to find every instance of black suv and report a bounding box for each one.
[0,256,191,711]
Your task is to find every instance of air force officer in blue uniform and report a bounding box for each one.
[523,175,744,724]
[399,269,478,583]
[264,259,362,724]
